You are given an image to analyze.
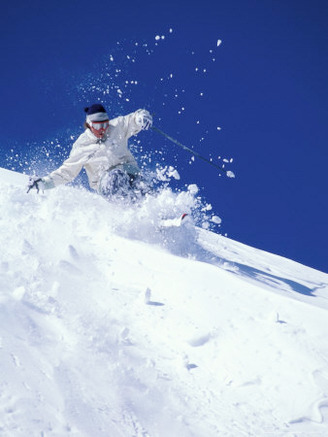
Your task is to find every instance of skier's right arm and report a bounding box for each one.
[41,151,85,189]
[27,139,86,192]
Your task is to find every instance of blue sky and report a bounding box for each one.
[1,0,327,273]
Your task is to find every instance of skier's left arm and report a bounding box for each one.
[114,109,153,139]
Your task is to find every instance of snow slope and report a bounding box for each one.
[1,174,328,437]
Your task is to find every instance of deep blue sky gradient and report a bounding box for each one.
[1,0,327,273]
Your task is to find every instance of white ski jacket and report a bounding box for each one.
[42,109,146,191]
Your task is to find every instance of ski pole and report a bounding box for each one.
[151,126,234,177]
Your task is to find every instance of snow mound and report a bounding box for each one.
[1,180,328,437]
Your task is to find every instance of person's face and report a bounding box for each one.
[90,120,110,139]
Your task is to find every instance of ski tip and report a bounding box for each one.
[180,213,193,226]
[159,213,192,229]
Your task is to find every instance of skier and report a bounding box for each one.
[27,103,153,200]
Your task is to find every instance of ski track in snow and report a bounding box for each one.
[0,180,328,437]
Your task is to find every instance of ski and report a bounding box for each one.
[159,213,192,228]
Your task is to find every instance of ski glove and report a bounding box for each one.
[136,109,153,130]
[27,176,43,193]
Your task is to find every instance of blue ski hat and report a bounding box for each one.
[84,104,109,122]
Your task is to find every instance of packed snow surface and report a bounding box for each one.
[1,174,328,437]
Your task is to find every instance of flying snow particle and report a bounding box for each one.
[226,171,235,178]
[211,216,222,225]
[217,127,222,131]
[155,35,160,40]
[202,203,212,212]
[167,166,180,180]
[188,184,199,195]
[217,39,222,47]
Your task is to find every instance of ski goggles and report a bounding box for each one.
[90,120,110,130]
